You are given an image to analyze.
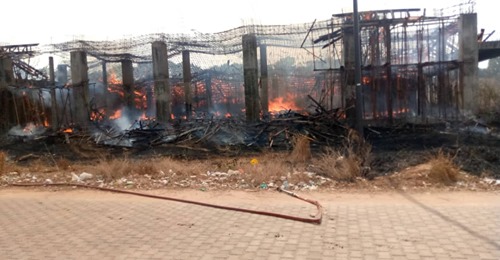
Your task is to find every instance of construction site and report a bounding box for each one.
[1,0,499,190]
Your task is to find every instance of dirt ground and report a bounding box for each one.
[1,123,499,192]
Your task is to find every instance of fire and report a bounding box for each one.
[268,96,301,113]
[109,109,122,120]
[108,72,121,85]
[63,128,73,133]
[23,123,36,133]
[90,108,106,121]
[107,72,124,98]
[133,89,147,110]
[139,112,148,120]
[43,118,49,127]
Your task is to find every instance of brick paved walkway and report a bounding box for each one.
[0,189,499,259]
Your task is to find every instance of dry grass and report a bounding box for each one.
[91,157,197,181]
[55,158,73,171]
[289,134,312,164]
[312,148,361,182]
[344,129,372,167]
[311,129,372,182]
[229,153,290,187]
[0,151,5,175]
[427,150,460,185]
[26,158,53,173]
[155,157,207,181]
[90,158,134,181]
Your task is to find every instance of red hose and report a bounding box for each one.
[10,183,323,225]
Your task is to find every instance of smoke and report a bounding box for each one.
[113,115,135,131]
[109,106,145,131]
[8,123,46,136]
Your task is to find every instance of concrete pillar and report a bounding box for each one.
[152,41,170,122]
[57,64,68,86]
[343,27,355,71]
[121,59,135,110]
[0,57,14,88]
[70,51,90,127]
[260,45,269,114]
[182,50,192,118]
[342,26,356,122]
[0,57,14,128]
[459,13,479,111]
[205,73,213,111]
[49,57,59,130]
[242,34,260,123]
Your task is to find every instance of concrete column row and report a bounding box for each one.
[47,34,271,127]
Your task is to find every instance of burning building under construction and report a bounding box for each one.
[0,1,499,138]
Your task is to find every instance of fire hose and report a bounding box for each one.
[10,183,323,225]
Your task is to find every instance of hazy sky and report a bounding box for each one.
[0,0,494,45]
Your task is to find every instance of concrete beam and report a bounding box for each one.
[152,41,170,122]
[70,51,90,127]
[242,34,260,123]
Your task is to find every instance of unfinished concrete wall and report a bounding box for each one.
[121,59,135,110]
[70,51,90,127]
[182,50,192,118]
[152,41,170,122]
[260,45,269,114]
[242,34,260,123]
[459,13,479,111]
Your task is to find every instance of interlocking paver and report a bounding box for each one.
[0,189,499,259]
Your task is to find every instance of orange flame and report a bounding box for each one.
[90,108,105,121]
[107,72,124,98]
[268,96,300,113]
[139,112,148,120]
[108,72,122,85]
[133,89,147,110]
[109,109,122,120]
[63,128,73,133]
